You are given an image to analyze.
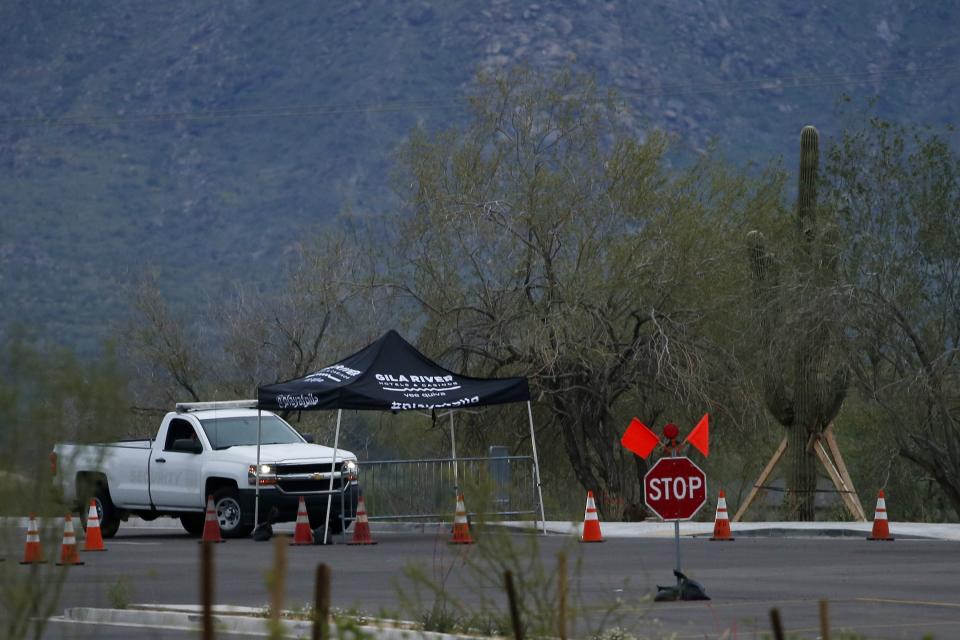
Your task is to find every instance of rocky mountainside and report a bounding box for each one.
[1,1,957,353]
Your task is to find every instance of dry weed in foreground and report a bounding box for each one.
[394,514,633,638]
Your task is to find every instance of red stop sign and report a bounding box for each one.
[643,457,707,521]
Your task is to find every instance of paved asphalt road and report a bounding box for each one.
[7,526,960,639]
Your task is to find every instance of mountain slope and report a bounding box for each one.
[1,1,957,353]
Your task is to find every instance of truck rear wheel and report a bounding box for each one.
[82,488,120,539]
[213,487,253,538]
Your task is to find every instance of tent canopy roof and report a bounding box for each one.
[257,330,529,412]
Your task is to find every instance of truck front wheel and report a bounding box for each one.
[213,487,253,538]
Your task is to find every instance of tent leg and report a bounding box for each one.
[527,401,546,534]
[449,411,459,496]
[254,408,262,530]
[323,409,342,545]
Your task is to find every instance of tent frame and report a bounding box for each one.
[254,402,547,541]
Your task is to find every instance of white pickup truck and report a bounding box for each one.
[52,401,359,538]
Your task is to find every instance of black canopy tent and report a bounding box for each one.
[256,330,546,541]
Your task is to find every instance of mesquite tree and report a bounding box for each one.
[828,119,960,517]
[378,68,776,520]
[748,126,849,521]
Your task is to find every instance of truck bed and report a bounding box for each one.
[54,440,155,505]
[58,439,153,449]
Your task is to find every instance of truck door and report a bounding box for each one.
[149,418,205,509]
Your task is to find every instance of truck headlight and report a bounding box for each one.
[248,464,277,486]
[342,460,358,481]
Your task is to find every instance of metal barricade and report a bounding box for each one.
[357,455,539,521]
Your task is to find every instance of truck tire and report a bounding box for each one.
[82,487,120,539]
[213,487,253,538]
[179,513,205,536]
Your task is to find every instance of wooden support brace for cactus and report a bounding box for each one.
[813,441,866,522]
[733,424,866,522]
[733,436,787,522]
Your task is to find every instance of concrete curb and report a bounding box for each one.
[7,517,960,540]
[502,520,960,541]
[1,516,444,533]
[56,606,478,639]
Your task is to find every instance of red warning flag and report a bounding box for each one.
[684,413,709,457]
[621,418,660,459]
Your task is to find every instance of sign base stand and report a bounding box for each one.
[651,518,710,602]
[654,570,711,601]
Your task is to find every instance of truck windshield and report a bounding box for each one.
[199,415,304,449]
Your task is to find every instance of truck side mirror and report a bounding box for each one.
[300,432,315,444]
[171,438,203,454]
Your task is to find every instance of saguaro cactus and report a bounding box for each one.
[748,126,848,521]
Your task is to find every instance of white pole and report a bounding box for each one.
[527,401,547,534]
[322,409,342,545]
[449,411,459,495]
[255,408,262,529]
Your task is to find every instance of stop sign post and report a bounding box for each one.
[644,457,707,521]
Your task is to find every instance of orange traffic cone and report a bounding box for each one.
[19,513,46,565]
[449,494,474,545]
[290,496,314,545]
[56,514,84,566]
[867,490,894,541]
[710,490,735,541]
[200,495,225,544]
[82,500,107,552]
[348,496,377,545]
[580,491,604,543]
